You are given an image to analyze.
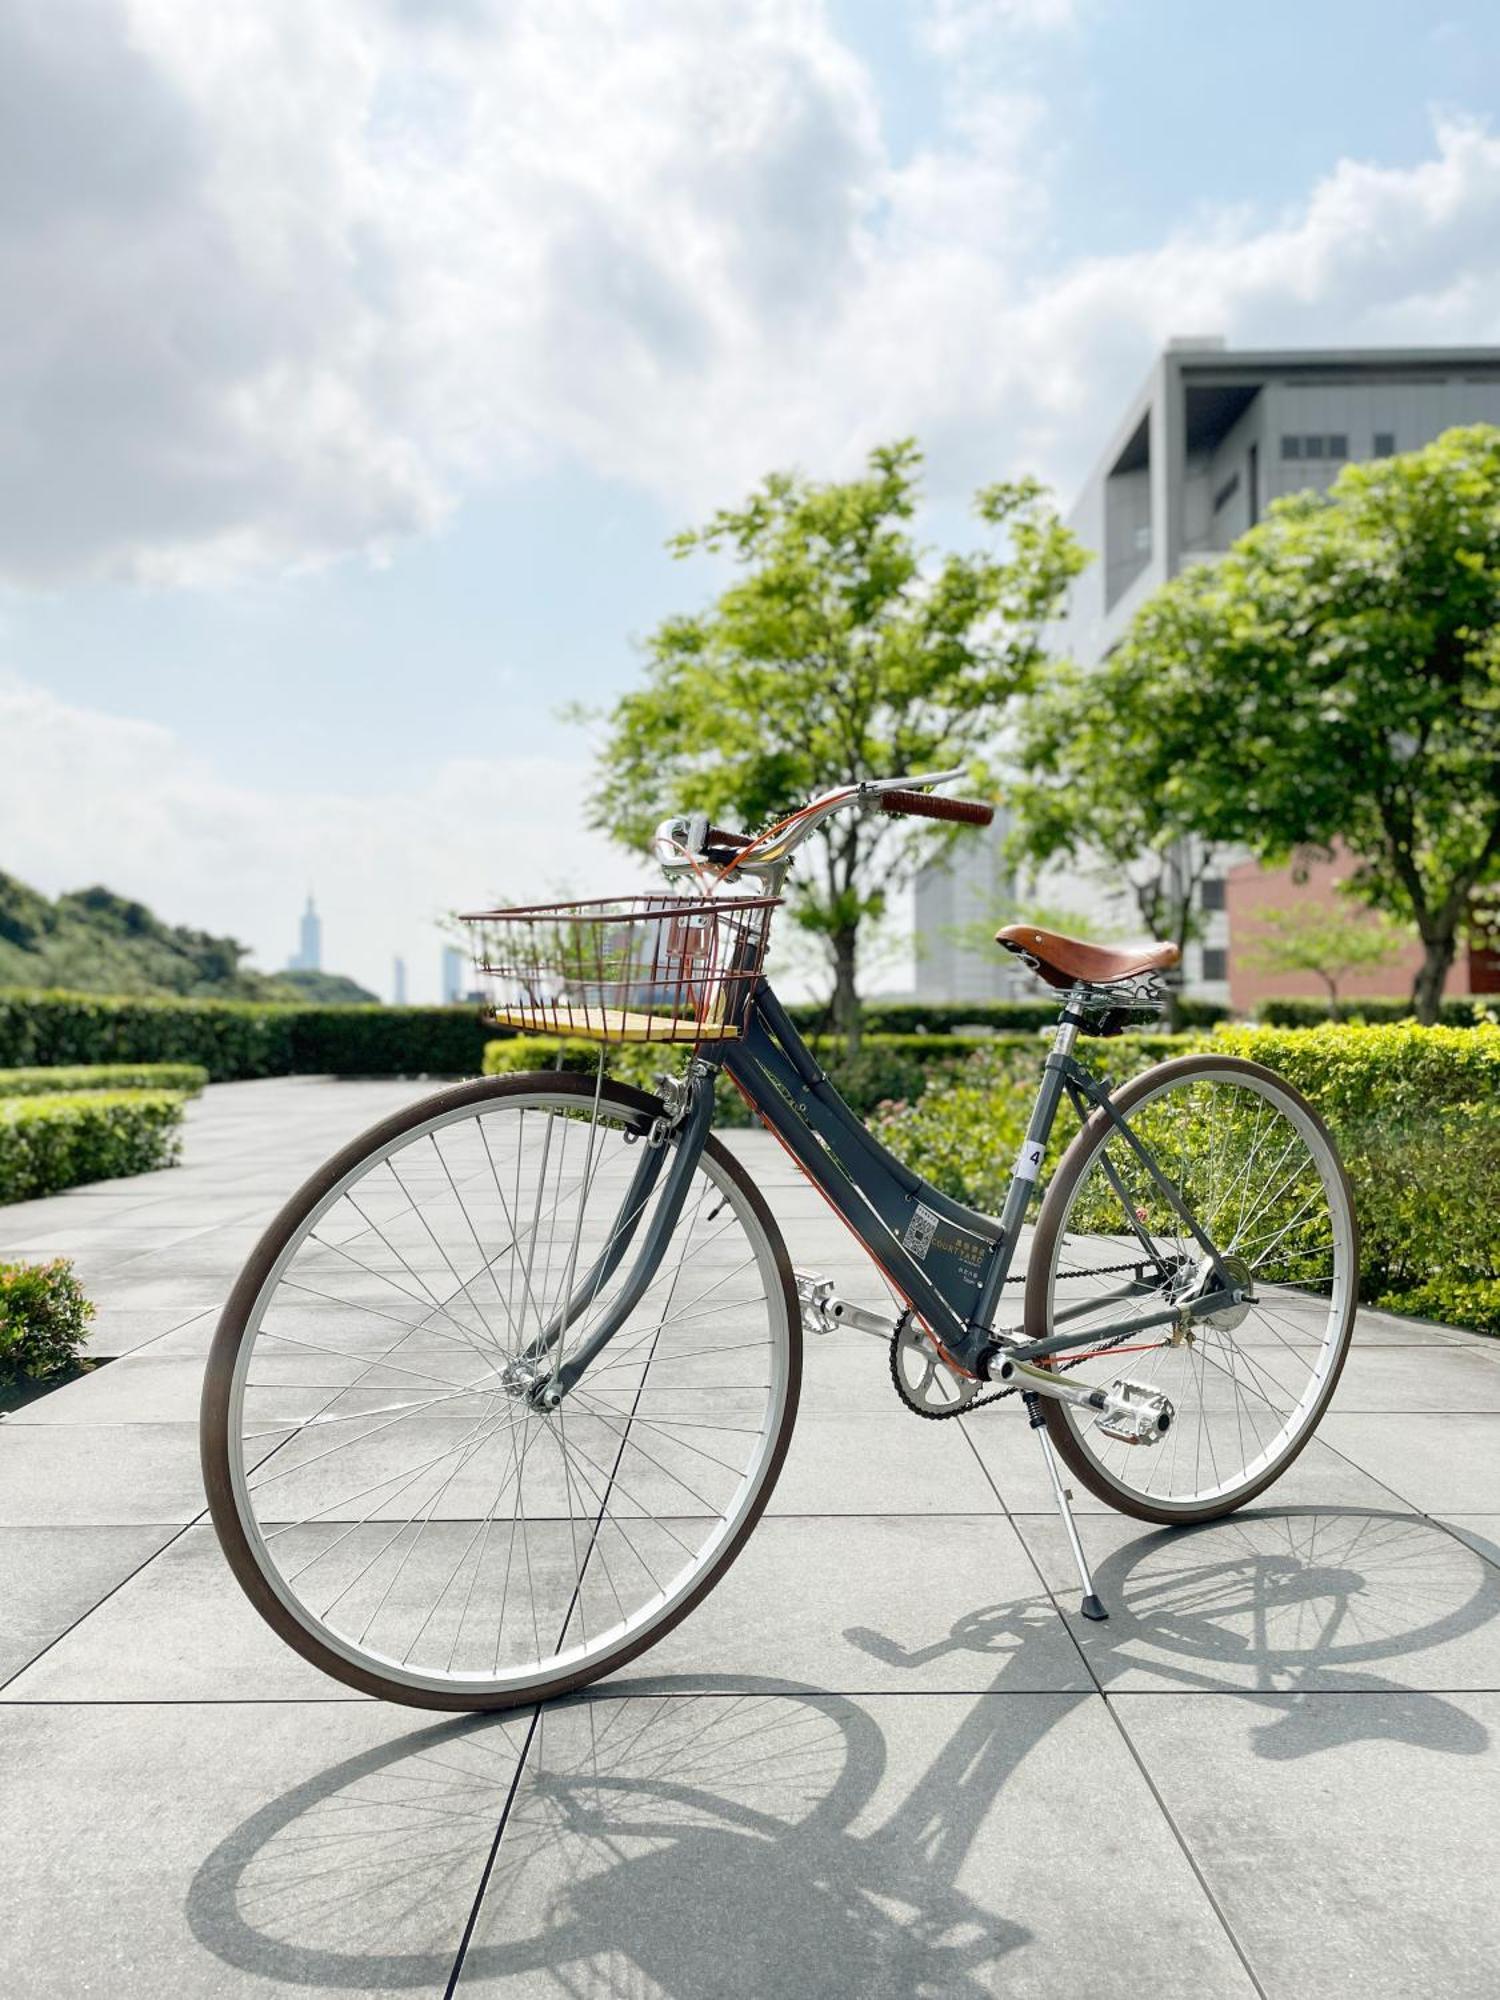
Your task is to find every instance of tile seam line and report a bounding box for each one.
[1102,1690,1270,2000]
[0,1518,199,1696]
[959,1418,1259,1999]
[956,1415,1104,1693]
[0,1687,1110,1708]
[4,1686,1492,1710]
[444,1702,543,1998]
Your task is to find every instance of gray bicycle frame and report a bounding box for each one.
[533,978,1239,1401]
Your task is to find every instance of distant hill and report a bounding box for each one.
[0,871,374,1003]
[275,966,380,1005]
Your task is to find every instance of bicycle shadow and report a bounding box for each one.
[184,1508,1498,1995]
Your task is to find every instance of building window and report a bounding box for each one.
[1283,433,1353,462]
[1200,877,1225,912]
[1248,442,1259,526]
[1212,471,1240,514]
[1133,524,1151,554]
[1374,431,1395,456]
[1201,947,1228,981]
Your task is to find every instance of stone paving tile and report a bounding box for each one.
[1258,1341,1500,1413]
[0,1702,525,1997]
[1433,1517,1500,1571]
[1318,1413,1500,1512]
[2,1526,351,1703]
[766,1409,1004,1516]
[0,1525,175,1688]
[1013,1507,1500,1693]
[12,1353,216,1425]
[621,1513,1092,1694]
[1112,1691,1500,2000]
[0,1420,281,1526]
[86,1304,216,1359]
[965,1416,1409,1515]
[456,1688,1256,1998]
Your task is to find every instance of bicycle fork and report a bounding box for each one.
[523,1064,717,1407]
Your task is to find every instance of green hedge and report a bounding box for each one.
[872,1024,1500,1336]
[0,1062,208,1098]
[481,1032,1001,1127]
[0,1258,94,1383]
[0,1090,188,1202]
[0,990,492,1081]
[782,996,1229,1035]
[1256,994,1493,1028]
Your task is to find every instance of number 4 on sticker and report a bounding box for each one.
[1014,1139,1045,1182]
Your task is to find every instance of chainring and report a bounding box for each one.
[889,1316,1013,1420]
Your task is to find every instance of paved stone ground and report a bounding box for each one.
[2,1076,1498,1998]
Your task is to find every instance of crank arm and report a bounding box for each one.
[794,1273,894,1340]
[984,1352,1170,1437]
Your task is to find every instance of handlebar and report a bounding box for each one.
[654,767,997,885]
[877,789,994,827]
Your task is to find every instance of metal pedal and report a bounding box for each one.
[794,1272,894,1340]
[1092,1376,1174,1446]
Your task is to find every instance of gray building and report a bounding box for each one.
[287,893,322,973]
[914,339,1500,1002]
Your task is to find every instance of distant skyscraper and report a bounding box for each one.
[441,944,465,1004]
[287,893,322,972]
[392,955,407,1006]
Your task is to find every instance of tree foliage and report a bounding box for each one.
[1241,900,1408,1011]
[583,441,1084,1039]
[1005,664,1221,1001]
[1028,424,1500,1022]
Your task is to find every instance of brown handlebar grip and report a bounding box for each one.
[704,825,754,851]
[878,790,995,827]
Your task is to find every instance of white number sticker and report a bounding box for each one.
[1013,1139,1045,1182]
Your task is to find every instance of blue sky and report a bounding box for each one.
[3,0,1499,998]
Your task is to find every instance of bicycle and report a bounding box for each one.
[201,770,1358,1709]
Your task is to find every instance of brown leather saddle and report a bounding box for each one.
[995,923,1180,991]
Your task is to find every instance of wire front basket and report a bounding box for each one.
[462,892,780,1047]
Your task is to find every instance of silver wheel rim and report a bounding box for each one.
[223,1086,792,1698]
[1043,1066,1355,1514]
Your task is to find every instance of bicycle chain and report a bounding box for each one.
[888,1261,1161,1423]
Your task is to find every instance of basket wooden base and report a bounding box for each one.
[488,1005,741,1044]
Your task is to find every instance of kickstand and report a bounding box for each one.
[1024,1393,1107,1622]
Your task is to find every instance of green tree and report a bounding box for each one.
[1058,424,1500,1023]
[1004,673,1220,1024]
[583,441,1085,1045]
[1241,900,1409,1012]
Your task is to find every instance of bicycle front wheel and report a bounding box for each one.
[201,1073,801,1709]
[1026,1055,1357,1524]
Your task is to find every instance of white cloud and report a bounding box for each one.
[3,2,1500,590]
[1,674,635,1001]
[914,0,1080,57]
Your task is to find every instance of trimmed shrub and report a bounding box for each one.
[782,997,1229,1036]
[0,1090,187,1202]
[0,989,492,1081]
[1256,994,1493,1028]
[481,1032,999,1127]
[0,1258,94,1383]
[0,1062,208,1098]
[287,1007,492,1077]
[873,1023,1500,1337]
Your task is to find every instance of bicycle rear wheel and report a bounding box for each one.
[201,1073,800,1709]
[1026,1055,1357,1524]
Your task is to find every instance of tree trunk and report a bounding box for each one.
[1411,932,1456,1025]
[831,927,861,1055]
